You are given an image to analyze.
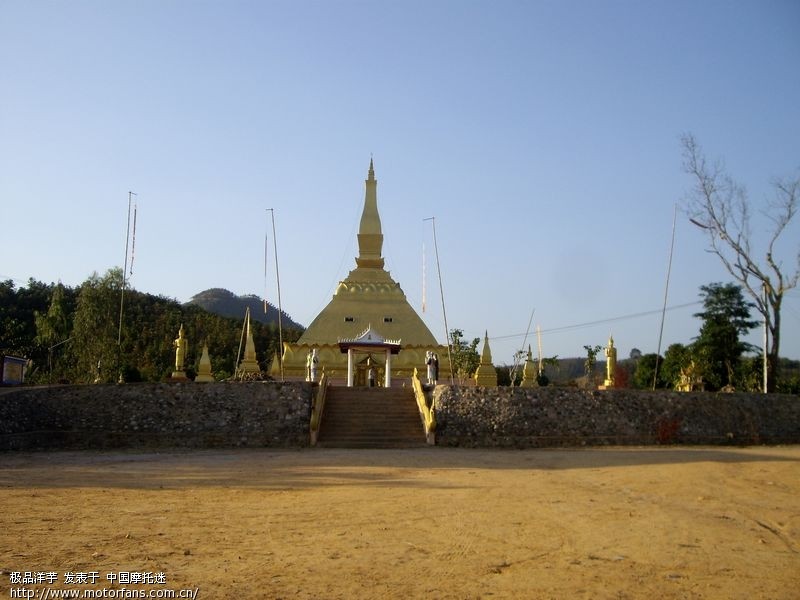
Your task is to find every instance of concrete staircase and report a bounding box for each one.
[317,386,426,448]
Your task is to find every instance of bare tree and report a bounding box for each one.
[681,133,800,392]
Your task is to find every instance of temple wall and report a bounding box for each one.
[433,386,800,447]
[0,382,312,451]
[278,342,451,382]
[1,383,798,451]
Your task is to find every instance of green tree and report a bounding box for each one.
[538,355,559,387]
[0,279,52,357]
[738,354,766,393]
[633,353,666,389]
[661,343,692,390]
[34,283,75,383]
[0,280,27,353]
[692,282,757,390]
[449,329,480,385]
[68,269,123,383]
[776,358,800,394]
[0,272,305,384]
[34,283,71,346]
[682,134,799,391]
[583,344,602,385]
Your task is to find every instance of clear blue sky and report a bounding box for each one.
[2,0,799,364]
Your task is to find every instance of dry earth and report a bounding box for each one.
[1,447,798,599]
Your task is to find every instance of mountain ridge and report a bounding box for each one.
[186,288,305,331]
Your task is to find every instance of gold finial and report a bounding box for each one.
[357,158,384,268]
[481,330,493,363]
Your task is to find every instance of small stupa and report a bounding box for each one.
[195,343,215,382]
[237,308,261,376]
[474,331,498,387]
[520,345,538,388]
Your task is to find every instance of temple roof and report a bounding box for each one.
[297,160,438,348]
[338,325,401,353]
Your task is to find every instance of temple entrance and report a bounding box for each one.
[353,354,384,387]
[338,326,401,388]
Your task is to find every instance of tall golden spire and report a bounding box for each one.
[480,330,493,364]
[356,158,384,268]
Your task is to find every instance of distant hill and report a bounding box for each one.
[187,288,305,331]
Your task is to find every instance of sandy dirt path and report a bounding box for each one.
[1,446,798,599]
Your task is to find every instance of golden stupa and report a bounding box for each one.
[273,160,450,385]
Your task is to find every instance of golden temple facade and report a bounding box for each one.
[273,160,450,385]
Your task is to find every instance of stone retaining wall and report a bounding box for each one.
[1,383,797,451]
[0,382,313,450]
[433,386,800,447]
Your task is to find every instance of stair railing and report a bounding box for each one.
[412,368,436,445]
[309,371,329,446]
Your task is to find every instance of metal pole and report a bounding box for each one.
[234,308,247,379]
[510,308,535,385]
[653,204,677,390]
[118,192,134,346]
[264,210,269,316]
[424,217,454,384]
[268,209,284,381]
[117,191,136,381]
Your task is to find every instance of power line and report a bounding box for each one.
[0,274,29,286]
[490,301,702,342]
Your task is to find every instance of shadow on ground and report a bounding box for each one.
[0,446,797,490]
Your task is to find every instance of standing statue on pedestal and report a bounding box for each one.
[425,351,434,385]
[603,336,617,388]
[306,348,319,382]
[172,324,188,380]
[431,352,439,385]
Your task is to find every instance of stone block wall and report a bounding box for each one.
[433,386,800,447]
[0,382,313,451]
[1,383,797,451]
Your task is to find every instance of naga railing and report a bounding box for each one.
[309,371,329,446]
[412,368,436,445]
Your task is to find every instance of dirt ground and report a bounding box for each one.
[0,446,798,599]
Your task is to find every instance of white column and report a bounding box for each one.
[384,350,392,388]
[347,348,354,387]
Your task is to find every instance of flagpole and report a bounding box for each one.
[117,191,136,382]
[421,242,426,313]
[264,211,269,315]
[653,203,677,390]
[129,202,137,277]
[267,208,284,381]
[424,216,454,384]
